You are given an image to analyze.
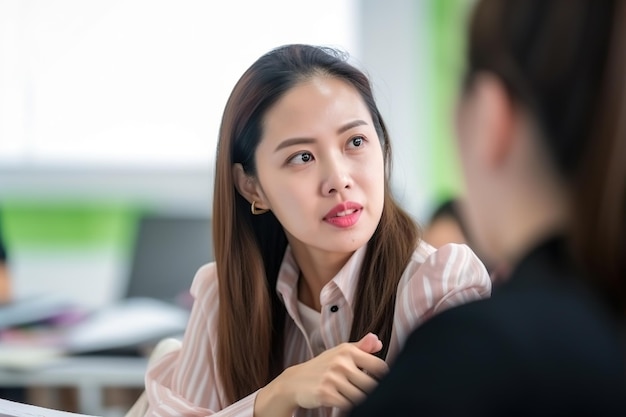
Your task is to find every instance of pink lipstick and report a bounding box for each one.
[324,201,362,228]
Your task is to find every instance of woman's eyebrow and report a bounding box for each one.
[274,120,369,152]
[337,119,368,134]
[274,137,316,152]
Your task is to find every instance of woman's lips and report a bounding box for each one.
[324,202,363,228]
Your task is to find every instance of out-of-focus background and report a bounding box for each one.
[0,0,471,415]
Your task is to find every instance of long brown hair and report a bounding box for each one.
[212,44,420,404]
[465,0,626,312]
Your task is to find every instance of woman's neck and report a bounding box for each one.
[289,242,355,312]
[496,178,570,267]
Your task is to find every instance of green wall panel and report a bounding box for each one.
[428,0,472,206]
[1,202,139,253]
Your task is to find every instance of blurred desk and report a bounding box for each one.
[0,355,147,415]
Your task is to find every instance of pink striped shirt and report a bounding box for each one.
[144,241,491,417]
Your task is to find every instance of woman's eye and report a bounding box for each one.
[348,136,364,148]
[289,152,314,165]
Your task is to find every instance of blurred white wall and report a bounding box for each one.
[359,0,433,219]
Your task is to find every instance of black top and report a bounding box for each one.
[350,237,626,416]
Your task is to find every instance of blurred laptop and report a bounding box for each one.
[124,214,213,306]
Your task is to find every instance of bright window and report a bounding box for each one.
[0,0,358,169]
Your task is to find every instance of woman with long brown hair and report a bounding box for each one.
[143,44,491,417]
[350,0,626,415]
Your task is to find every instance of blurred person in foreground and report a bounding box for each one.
[350,0,626,415]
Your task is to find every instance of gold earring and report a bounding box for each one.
[251,200,269,215]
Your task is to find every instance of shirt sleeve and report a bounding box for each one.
[392,242,492,347]
[144,263,259,417]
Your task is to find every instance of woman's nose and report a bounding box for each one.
[321,157,353,196]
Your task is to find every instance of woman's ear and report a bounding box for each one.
[232,164,269,210]
[473,73,516,168]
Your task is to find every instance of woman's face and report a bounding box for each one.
[253,76,385,256]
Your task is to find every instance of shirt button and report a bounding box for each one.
[330,305,339,313]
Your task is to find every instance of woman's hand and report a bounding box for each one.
[288,333,389,409]
[254,333,389,417]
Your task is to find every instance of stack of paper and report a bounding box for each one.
[63,297,189,354]
[0,398,98,417]
[0,294,80,329]
[0,296,189,369]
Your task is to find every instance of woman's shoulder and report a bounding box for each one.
[189,261,219,300]
[409,239,484,271]
[401,239,491,294]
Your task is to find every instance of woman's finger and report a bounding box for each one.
[353,333,383,354]
[351,349,389,380]
[336,378,369,408]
